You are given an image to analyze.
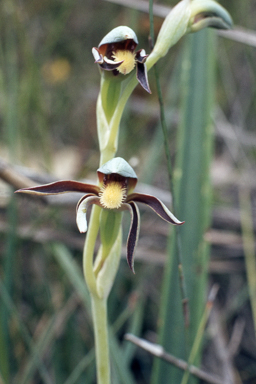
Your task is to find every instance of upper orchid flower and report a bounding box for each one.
[92,26,151,94]
[15,158,183,272]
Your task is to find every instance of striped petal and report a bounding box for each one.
[15,180,100,196]
[121,202,140,273]
[98,56,124,71]
[127,193,184,225]
[76,195,101,233]
[136,62,151,94]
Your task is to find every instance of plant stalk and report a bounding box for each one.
[91,295,110,384]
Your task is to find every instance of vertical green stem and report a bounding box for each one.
[83,73,122,383]
[91,295,110,384]
[85,12,195,381]
[83,205,112,384]
[82,205,101,296]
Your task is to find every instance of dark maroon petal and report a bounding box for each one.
[15,180,100,196]
[125,202,140,273]
[99,60,124,71]
[136,62,151,94]
[92,47,123,71]
[127,193,184,225]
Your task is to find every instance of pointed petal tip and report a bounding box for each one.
[128,260,135,274]
[136,62,151,94]
[14,187,43,195]
[127,193,184,225]
[15,187,29,193]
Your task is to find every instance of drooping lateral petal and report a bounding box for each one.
[136,62,151,94]
[15,180,100,196]
[104,56,123,66]
[76,195,101,233]
[99,60,124,71]
[121,202,140,273]
[127,193,184,225]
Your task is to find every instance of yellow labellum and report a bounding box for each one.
[99,182,126,209]
[112,50,136,75]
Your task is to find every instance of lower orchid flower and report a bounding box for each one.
[15,157,184,272]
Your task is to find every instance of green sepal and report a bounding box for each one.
[98,26,138,47]
[99,209,122,259]
[97,157,137,179]
[96,228,122,299]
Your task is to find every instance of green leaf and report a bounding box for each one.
[152,29,215,384]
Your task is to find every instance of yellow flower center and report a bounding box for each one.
[99,181,126,209]
[112,50,136,75]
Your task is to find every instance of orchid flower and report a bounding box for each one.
[92,26,151,94]
[15,158,183,272]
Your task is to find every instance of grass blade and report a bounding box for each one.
[152,29,216,383]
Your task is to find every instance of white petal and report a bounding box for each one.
[92,47,103,63]
[104,56,123,65]
[76,195,100,233]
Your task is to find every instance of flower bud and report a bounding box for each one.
[148,0,232,69]
[150,0,191,62]
[188,0,233,32]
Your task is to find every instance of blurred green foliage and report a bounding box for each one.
[1,0,256,383]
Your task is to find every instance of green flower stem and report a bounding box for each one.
[100,75,122,124]
[85,11,195,379]
[91,295,110,384]
[83,205,112,384]
[88,13,191,381]
[106,54,163,153]
[82,205,101,296]
[96,95,110,154]
[83,117,123,384]
[107,74,137,152]
[100,147,116,166]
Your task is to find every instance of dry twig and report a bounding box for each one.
[124,333,223,384]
